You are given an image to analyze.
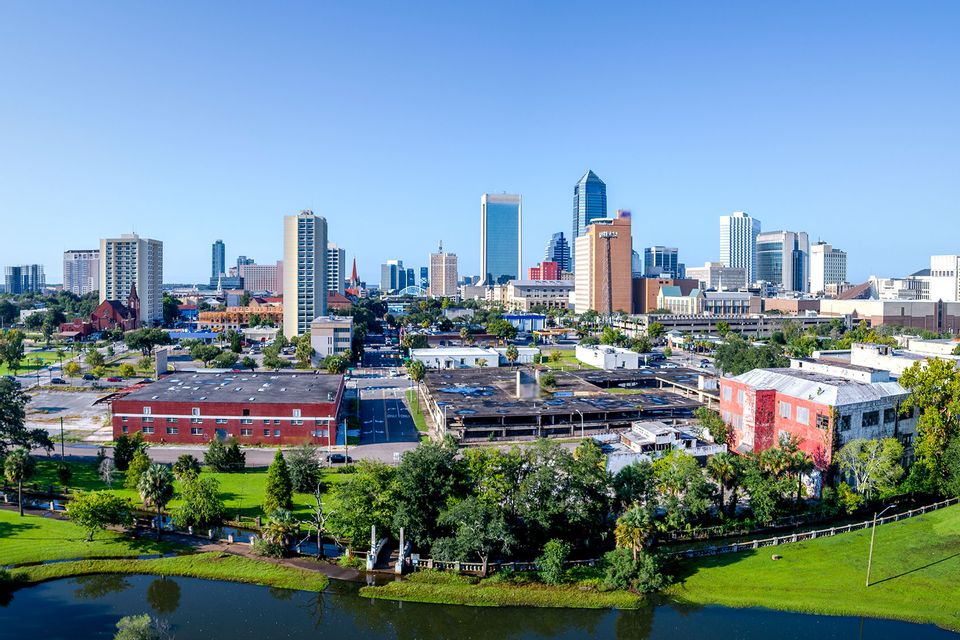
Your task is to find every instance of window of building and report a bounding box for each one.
[816,413,830,430]
[242,408,250,417]
[901,406,914,419]
[240,428,252,436]
[883,408,897,424]
[142,417,154,423]
[274,429,281,437]
[274,419,280,424]
[166,427,178,435]
[263,429,271,437]
[263,419,270,424]
[899,433,913,447]
[190,418,202,424]
[862,411,880,427]
[779,401,792,419]
[190,427,203,436]
[166,417,178,423]
[142,426,155,434]
[840,415,851,431]
[143,407,152,415]
[122,416,128,422]
[292,409,302,418]
[121,425,129,434]
[215,418,228,424]
[192,408,200,416]
[796,406,809,426]
[292,420,303,426]
[722,387,732,401]
[240,418,252,425]
[737,390,745,406]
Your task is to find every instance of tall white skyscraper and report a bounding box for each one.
[429,242,458,298]
[480,194,522,285]
[99,234,163,323]
[756,230,810,292]
[810,242,847,295]
[326,243,346,295]
[63,250,100,296]
[283,210,328,337]
[929,255,960,302]
[720,211,760,283]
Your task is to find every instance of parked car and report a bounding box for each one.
[139,378,154,384]
[106,377,122,382]
[82,373,98,380]
[50,378,67,385]
[325,453,353,464]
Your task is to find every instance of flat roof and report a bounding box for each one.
[121,371,343,405]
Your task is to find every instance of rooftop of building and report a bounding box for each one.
[310,315,354,326]
[729,367,907,405]
[411,346,498,358]
[120,371,343,405]
[508,279,575,287]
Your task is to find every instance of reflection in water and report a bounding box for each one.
[74,574,132,600]
[146,578,180,615]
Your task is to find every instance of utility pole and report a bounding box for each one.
[60,417,65,462]
[866,504,895,586]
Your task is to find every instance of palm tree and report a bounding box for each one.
[138,464,175,540]
[706,452,740,518]
[614,504,655,561]
[4,448,35,517]
[263,508,300,554]
[789,451,815,507]
[505,345,519,367]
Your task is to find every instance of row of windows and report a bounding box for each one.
[122,426,331,438]
[141,407,306,418]
[123,416,329,426]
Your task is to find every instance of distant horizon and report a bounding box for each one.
[2,2,957,284]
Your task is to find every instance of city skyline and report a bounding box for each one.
[2,3,959,284]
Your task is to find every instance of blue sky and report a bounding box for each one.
[1,1,958,284]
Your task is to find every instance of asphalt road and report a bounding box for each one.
[354,376,420,446]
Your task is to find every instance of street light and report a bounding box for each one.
[575,409,585,439]
[865,503,897,587]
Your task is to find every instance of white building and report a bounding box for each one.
[756,230,810,292]
[310,315,353,360]
[492,346,540,364]
[239,261,283,294]
[99,233,163,324]
[326,243,346,295]
[429,244,459,298]
[720,211,760,283]
[63,250,100,296]
[507,279,574,311]
[810,242,847,295]
[283,210,328,337]
[576,344,641,369]
[929,255,960,302]
[410,346,500,369]
[685,261,747,291]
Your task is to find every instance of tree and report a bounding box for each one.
[485,318,517,344]
[162,294,182,327]
[4,447,35,516]
[125,328,172,356]
[602,547,668,593]
[227,329,243,354]
[125,450,152,490]
[550,350,563,363]
[0,329,25,375]
[118,363,136,378]
[695,406,730,445]
[212,351,239,369]
[171,454,201,480]
[173,474,225,528]
[713,334,788,376]
[612,461,657,513]
[537,539,570,585]
[263,449,294,514]
[260,508,300,557]
[433,496,514,571]
[392,436,462,547]
[139,464,175,539]
[706,452,741,518]
[64,361,81,378]
[295,337,315,369]
[614,504,655,561]
[190,343,222,367]
[99,457,117,487]
[329,461,397,549]
[0,377,52,456]
[113,432,146,471]
[504,344,519,366]
[287,444,322,493]
[57,461,73,489]
[631,336,652,354]
[663,346,673,358]
[716,320,731,337]
[647,322,665,340]
[899,358,960,477]
[837,438,905,500]
[321,354,349,374]
[240,356,257,372]
[204,437,246,472]
[652,449,711,530]
[407,360,426,385]
[85,348,105,369]
[68,491,133,541]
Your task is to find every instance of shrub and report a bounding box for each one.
[68,491,133,541]
[837,481,864,515]
[602,548,668,593]
[172,454,202,480]
[263,450,293,514]
[536,539,571,585]
[125,450,152,490]
[252,537,286,559]
[173,475,225,528]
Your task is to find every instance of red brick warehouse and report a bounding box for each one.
[111,371,345,447]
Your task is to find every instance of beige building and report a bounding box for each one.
[283,211,327,337]
[99,233,163,324]
[429,245,458,298]
[810,242,847,295]
[64,249,100,296]
[310,316,354,360]
[573,210,633,314]
[240,261,283,294]
[685,261,747,290]
[507,279,574,311]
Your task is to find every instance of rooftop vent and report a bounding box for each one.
[151,395,159,400]
[199,396,206,400]
[248,397,256,401]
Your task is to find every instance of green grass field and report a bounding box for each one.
[360,568,642,609]
[0,350,63,376]
[540,350,596,370]
[667,504,960,630]
[405,389,429,433]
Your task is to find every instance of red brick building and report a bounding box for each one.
[527,261,560,281]
[60,284,140,338]
[111,371,344,446]
[719,360,916,468]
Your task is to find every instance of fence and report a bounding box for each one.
[670,496,960,559]
[411,557,603,577]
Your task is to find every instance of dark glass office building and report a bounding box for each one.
[480,194,522,285]
[572,170,607,252]
[544,232,571,273]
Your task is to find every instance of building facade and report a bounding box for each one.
[111,372,344,446]
[929,255,960,302]
[685,261,747,291]
[380,260,404,292]
[480,193,522,285]
[571,170,607,261]
[428,245,458,297]
[239,261,283,294]
[506,279,574,311]
[756,230,810,292]
[211,240,226,280]
[644,246,681,278]
[283,210,328,337]
[720,211,760,283]
[326,243,346,295]
[100,234,163,324]
[310,316,354,359]
[544,231,571,273]
[810,242,847,295]
[632,277,699,314]
[63,250,100,296]
[4,264,45,295]
[573,210,633,314]
[527,260,560,281]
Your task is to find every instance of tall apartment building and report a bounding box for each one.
[544,232,571,273]
[429,243,458,297]
[480,194,522,285]
[929,255,960,302]
[571,171,607,266]
[326,243,346,295]
[239,261,283,294]
[685,262,747,290]
[756,230,810,292]
[4,264,45,295]
[720,211,760,283]
[810,242,848,295]
[283,210,328,337]
[99,234,163,324]
[644,246,681,278]
[63,251,100,295]
[573,210,633,314]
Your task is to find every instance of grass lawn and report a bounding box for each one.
[666,504,960,631]
[11,552,329,592]
[0,509,185,566]
[360,568,642,609]
[540,350,595,371]
[0,350,63,376]
[405,389,429,433]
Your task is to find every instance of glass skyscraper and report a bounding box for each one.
[756,230,810,292]
[544,232,571,273]
[644,246,681,278]
[211,240,225,279]
[480,194,522,285]
[572,170,607,261]
[720,211,761,283]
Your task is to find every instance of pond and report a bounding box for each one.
[0,575,956,640]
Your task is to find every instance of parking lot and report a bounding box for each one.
[25,388,113,442]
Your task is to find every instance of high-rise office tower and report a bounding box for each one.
[544,232,571,273]
[283,210,328,337]
[406,268,415,290]
[236,255,255,273]
[4,264,45,295]
[380,260,404,292]
[100,234,163,323]
[63,250,100,295]
[211,240,226,280]
[720,211,761,283]
[756,230,810,292]
[326,243,346,295]
[631,250,643,278]
[644,246,681,278]
[574,210,633,314]
[571,170,607,267]
[419,267,429,289]
[480,193,522,285]
[810,242,847,295]
[429,242,458,297]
